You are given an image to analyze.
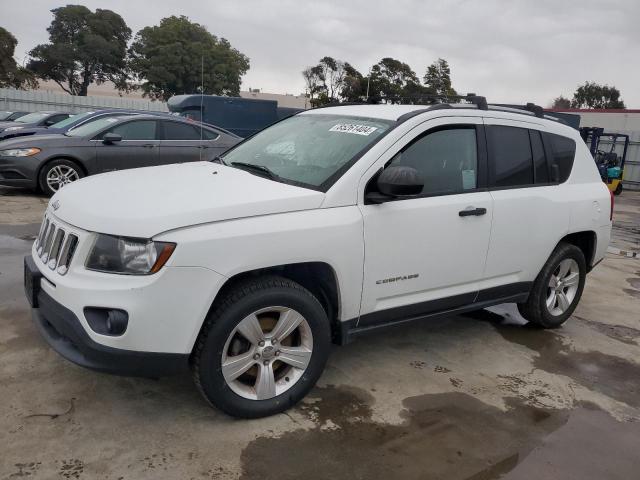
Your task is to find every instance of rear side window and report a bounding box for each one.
[543,132,576,183]
[487,126,533,187]
[530,130,549,183]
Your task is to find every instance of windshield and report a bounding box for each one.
[66,116,122,137]
[222,114,393,189]
[51,112,92,129]
[0,111,13,121]
[15,112,51,123]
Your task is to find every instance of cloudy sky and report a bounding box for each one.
[4,0,639,107]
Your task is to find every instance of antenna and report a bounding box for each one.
[199,54,204,160]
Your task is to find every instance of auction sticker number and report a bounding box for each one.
[329,124,378,136]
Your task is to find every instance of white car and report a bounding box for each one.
[25,99,612,418]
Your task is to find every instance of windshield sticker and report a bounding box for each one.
[329,124,378,136]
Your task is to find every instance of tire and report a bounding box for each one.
[518,242,586,328]
[192,275,331,418]
[38,159,84,197]
[614,182,623,196]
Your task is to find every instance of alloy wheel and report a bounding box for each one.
[221,306,313,400]
[46,165,79,192]
[546,258,580,316]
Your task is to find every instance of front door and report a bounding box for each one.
[94,119,160,172]
[359,117,493,326]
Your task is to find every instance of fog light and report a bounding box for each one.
[84,307,128,336]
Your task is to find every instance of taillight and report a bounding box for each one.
[610,189,614,221]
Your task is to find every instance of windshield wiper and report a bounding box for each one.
[230,161,280,180]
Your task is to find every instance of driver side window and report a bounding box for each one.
[389,126,478,196]
[107,120,157,140]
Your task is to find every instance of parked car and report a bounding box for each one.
[24,101,612,418]
[0,111,29,122]
[0,111,71,136]
[0,114,240,195]
[0,108,187,142]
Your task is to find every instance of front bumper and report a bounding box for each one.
[0,155,40,188]
[26,255,189,377]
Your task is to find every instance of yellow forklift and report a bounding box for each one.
[580,127,630,195]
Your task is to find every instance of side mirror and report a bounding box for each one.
[103,133,122,144]
[378,165,424,196]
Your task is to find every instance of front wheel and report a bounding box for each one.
[518,242,586,328]
[191,276,331,418]
[38,159,84,196]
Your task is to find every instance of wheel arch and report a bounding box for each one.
[558,230,597,272]
[196,262,343,351]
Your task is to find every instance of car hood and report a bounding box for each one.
[50,162,325,237]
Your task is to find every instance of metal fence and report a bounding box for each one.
[0,88,168,114]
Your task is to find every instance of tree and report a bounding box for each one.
[129,16,249,101]
[340,62,365,102]
[368,57,420,103]
[423,58,457,101]
[551,96,571,109]
[0,27,37,89]
[27,5,131,96]
[571,81,625,109]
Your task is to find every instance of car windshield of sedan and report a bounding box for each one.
[221,114,393,190]
[51,112,91,129]
[14,112,50,123]
[65,116,123,137]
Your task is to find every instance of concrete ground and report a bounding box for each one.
[1,185,639,480]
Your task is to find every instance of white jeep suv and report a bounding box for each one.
[25,100,612,418]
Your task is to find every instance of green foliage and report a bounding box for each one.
[129,16,249,101]
[368,57,420,103]
[423,58,457,101]
[551,96,571,109]
[571,82,625,109]
[27,5,131,96]
[0,27,37,89]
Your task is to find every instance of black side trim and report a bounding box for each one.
[31,288,189,377]
[339,282,532,343]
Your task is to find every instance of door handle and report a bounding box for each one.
[142,144,156,148]
[459,207,487,217]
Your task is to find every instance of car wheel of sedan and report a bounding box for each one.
[39,159,84,196]
[192,276,331,418]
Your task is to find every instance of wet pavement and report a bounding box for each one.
[1,186,639,479]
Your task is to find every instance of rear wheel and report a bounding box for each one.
[38,159,84,196]
[192,276,331,418]
[518,242,586,328]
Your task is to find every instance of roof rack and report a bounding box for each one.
[310,94,567,126]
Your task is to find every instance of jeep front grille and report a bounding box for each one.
[34,215,79,275]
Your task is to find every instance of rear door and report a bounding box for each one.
[480,119,571,292]
[158,120,227,164]
[94,119,160,172]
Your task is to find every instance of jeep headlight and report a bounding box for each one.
[85,234,176,275]
[0,147,41,157]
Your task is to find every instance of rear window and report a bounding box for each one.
[487,125,533,187]
[543,132,576,183]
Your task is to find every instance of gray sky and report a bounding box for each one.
[4,0,639,107]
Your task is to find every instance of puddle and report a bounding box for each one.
[575,316,640,346]
[241,386,570,480]
[623,289,640,299]
[469,308,640,409]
